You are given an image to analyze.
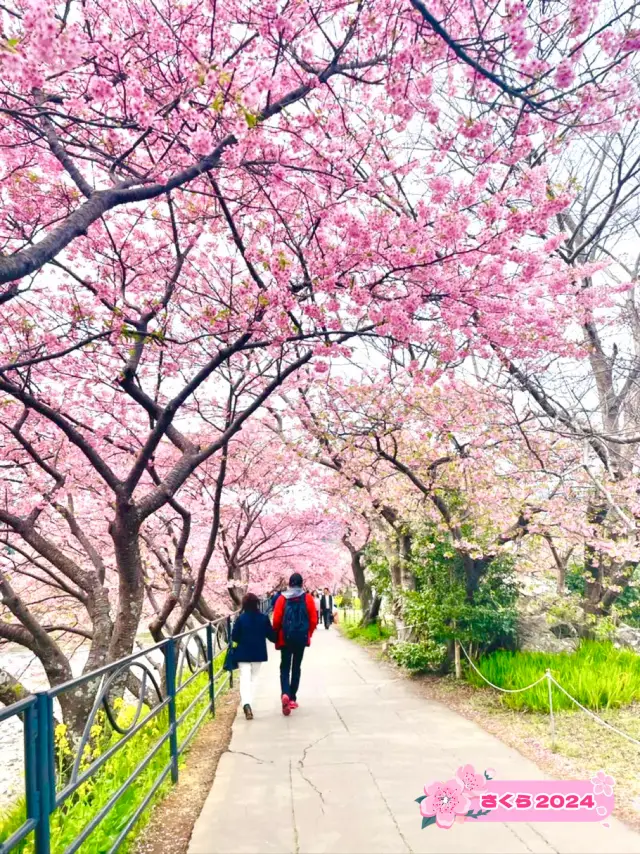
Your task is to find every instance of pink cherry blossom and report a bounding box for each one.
[0,0,639,731]
[591,770,616,797]
[420,778,471,829]
[456,764,487,798]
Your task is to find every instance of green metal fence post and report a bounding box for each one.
[206,622,215,716]
[24,702,40,851]
[227,616,233,688]
[34,693,52,854]
[165,638,179,783]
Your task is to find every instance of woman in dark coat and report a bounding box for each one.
[231,592,276,719]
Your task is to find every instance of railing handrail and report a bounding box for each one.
[0,693,36,724]
[48,617,228,698]
[0,611,242,854]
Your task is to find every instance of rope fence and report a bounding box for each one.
[338,608,640,750]
[456,640,640,751]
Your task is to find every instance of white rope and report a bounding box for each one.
[548,674,640,748]
[460,640,640,749]
[342,609,640,748]
[457,640,549,693]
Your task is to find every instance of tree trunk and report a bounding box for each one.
[347,545,372,613]
[398,530,415,591]
[461,554,490,601]
[361,594,381,627]
[0,669,28,706]
[381,532,414,638]
[83,584,114,673]
[108,503,145,662]
[581,498,634,615]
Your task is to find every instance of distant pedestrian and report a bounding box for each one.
[320,587,334,630]
[272,572,318,715]
[231,592,276,720]
[270,588,282,613]
[314,590,322,624]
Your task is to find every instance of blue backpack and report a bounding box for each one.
[283,595,309,645]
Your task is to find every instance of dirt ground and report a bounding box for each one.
[133,688,239,854]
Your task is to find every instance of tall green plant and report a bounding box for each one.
[468,641,640,712]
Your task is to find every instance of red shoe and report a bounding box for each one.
[289,701,299,710]
[281,694,291,716]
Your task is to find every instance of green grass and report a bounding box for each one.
[343,621,394,645]
[468,641,640,712]
[0,648,229,853]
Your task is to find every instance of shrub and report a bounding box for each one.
[344,622,393,645]
[404,527,519,655]
[468,641,640,712]
[388,640,447,672]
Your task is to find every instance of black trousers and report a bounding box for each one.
[280,643,306,700]
[322,610,332,629]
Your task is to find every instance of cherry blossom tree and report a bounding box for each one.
[1,0,639,300]
[0,418,346,719]
[2,0,640,708]
[490,123,640,613]
[284,370,598,615]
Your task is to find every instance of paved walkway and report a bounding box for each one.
[189,629,640,854]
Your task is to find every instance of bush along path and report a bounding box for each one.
[189,628,640,854]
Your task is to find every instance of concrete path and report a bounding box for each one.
[189,629,640,854]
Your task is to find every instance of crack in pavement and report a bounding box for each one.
[345,657,367,683]
[524,823,559,854]
[289,760,300,854]
[299,731,333,766]
[504,823,535,853]
[226,749,273,764]
[297,765,326,810]
[367,765,413,854]
[296,732,333,810]
[328,696,350,732]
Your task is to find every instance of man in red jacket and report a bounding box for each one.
[272,572,318,715]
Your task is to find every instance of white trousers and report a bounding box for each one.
[238,661,261,707]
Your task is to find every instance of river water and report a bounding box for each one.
[0,632,189,810]
[0,646,69,809]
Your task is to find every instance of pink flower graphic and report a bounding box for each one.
[591,770,615,797]
[456,764,487,798]
[420,778,471,829]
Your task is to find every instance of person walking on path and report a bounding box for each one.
[269,586,282,613]
[320,587,334,630]
[231,593,276,720]
[272,572,318,715]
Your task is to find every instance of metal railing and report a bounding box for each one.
[337,607,363,626]
[0,616,234,854]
